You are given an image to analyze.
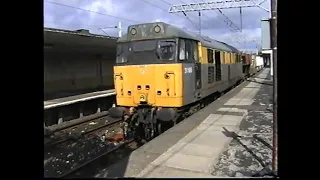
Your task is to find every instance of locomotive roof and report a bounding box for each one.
[118,22,239,53]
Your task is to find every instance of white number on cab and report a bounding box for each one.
[184,67,193,74]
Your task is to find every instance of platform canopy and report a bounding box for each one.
[44,27,118,54]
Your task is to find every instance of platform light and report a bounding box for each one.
[130,28,137,35]
[154,25,161,33]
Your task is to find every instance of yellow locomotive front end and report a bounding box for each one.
[114,64,183,107]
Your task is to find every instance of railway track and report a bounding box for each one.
[45,112,120,148]
[44,112,134,178]
[44,136,136,177]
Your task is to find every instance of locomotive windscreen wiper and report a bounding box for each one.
[155,51,160,59]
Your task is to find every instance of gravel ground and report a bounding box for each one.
[211,73,274,177]
[44,130,135,178]
[44,136,119,177]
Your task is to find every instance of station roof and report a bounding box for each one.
[44,27,118,54]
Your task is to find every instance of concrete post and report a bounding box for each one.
[270,51,273,76]
[118,21,122,37]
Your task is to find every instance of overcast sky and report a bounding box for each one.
[44,0,270,52]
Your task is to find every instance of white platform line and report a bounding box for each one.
[44,91,116,110]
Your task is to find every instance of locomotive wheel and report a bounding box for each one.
[144,127,151,141]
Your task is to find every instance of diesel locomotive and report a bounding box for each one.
[108,22,250,140]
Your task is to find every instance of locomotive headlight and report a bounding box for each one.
[154,25,161,33]
[130,28,137,35]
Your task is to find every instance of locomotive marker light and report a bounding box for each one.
[154,25,161,33]
[131,28,137,35]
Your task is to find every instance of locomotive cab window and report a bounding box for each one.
[116,39,177,65]
[116,43,129,63]
[179,39,196,62]
[158,40,176,61]
[133,40,157,51]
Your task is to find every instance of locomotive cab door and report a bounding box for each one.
[192,41,201,90]
[195,62,201,89]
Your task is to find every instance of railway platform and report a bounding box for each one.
[95,68,273,178]
[44,89,116,127]
[44,89,115,110]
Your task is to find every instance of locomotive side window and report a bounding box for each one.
[221,52,225,64]
[193,41,198,62]
[179,39,193,62]
[179,39,186,60]
[207,49,214,64]
[212,50,216,65]
[231,53,235,64]
[185,39,193,61]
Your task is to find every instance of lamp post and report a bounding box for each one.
[270,0,278,175]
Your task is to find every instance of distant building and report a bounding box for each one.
[260,18,273,75]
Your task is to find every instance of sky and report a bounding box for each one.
[44,0,271,53]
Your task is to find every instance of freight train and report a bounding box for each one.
[107,22,262,140]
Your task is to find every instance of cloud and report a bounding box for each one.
[44,0,270,51]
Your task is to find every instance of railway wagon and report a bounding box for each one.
[255,55,264,71]
[241,53,252,77]
[245,54,265,76]
[108,22,244,140]
[249,54,258,76]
